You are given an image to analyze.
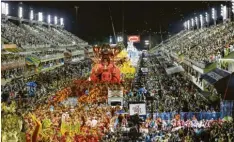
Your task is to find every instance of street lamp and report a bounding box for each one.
[109,36,113,44]
[18,6,23,18]
[54,16,58,25]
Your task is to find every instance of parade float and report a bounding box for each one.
[49,43,137,106]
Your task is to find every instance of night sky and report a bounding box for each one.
[6,1,226,44]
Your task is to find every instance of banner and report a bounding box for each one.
[25,56,41,66]
[128,35,140,43]
[129,103,146,116]
[3,44,17,49]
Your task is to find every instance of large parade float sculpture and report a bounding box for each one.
[49,43,137,106]
[78,44,136,104]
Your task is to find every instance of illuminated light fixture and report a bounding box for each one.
[60,17,64,26]
[212,8,217,20]
[30,9,33,20]
[221,4,227,20]
[2,2,9,15]
[54,16,58,25]
[205,12,209,23]
[145,40,150,45]
[38,12,43,22]
[195,17,199,27]
[191,18,194,27]
[18,6,23,18]
[187,20,190,30]
[200,14,203,28]
[117,36,123,42]
[183,21,187,30]
[232,0,234,13]
[109,36,113,44]
[47,15,51,24]
[1,2,5,14]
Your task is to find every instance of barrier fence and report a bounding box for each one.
[145,112,222,120]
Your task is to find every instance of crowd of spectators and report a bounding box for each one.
[1,21,48,47]
[157,22,234,66]
[131,53,220,113]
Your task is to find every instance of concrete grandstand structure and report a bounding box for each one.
[150,21,234,94]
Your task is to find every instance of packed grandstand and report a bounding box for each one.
[1,1,234,142]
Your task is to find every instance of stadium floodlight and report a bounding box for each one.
[38,12,43,22]
[205,12,209,23]
[200,15,204,28]
[184,21,187,30]
[60,17,64,26]
[30,9,33,20]
[212,8,217,25]
[1,2,6,15]
[18,6,23,18]
[5,3,8,15]
[232,0,234,14]
[54,16,58,25]
[191,18,194,27]
[187,20,190,30]
[221,4,227,21]
[1,2,5,14]
[212,8,217,20]
[223,5,227,20]
[195,17,199,28]
[145,40,150,45]
[47,15,51,24]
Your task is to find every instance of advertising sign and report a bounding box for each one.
[128,35,140,43]
[129,103,146,116]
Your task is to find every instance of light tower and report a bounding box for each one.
[212,8,217,25]
[195,17,199,29]
[232,0,234,20]
[200,14,204,28]
[205,12,209,26]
